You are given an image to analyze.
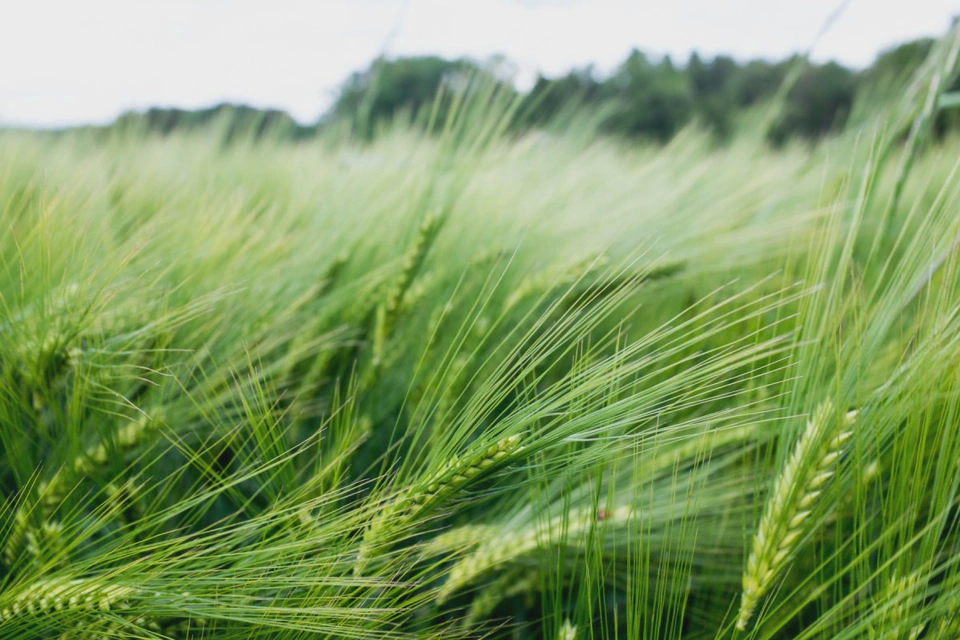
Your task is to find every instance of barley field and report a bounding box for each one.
[2,35,960,640]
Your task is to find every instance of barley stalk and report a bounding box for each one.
[355,434,523,574]
[735,402,856,631]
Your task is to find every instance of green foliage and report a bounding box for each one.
[323,46,911,146]
[112,103,317,143]
[517,67,604,130]
[46,33,960,149]
[1,25,960,640]
[767,62,858,146]
[599,51,695,142]
[329,55,517,140]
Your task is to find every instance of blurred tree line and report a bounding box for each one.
[104,37,960,146]
[110,104,316,141]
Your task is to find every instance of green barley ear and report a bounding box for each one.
[0,576,137,623]
[83,410,165,470]
[23,521,65,569]
[364,211,444,384]
[869,571,927,640]
[14,478,144,572]
[928,565,960,639]
[563,257,686,311]
[4,479,64,568]
[318,249,350,298]
[735,402,856,631]
[933,615,960,639]
[355,434,523,574]
[384,210,445,329]
[3,412,160,568]
[3,509,31,568]
[438,504,634,604]
[503,255,604,311]
[370,301,389,369]
[407,434,523,509]
[463,568,540,628]
[420,524,492,559]
[35,411,162,509]
[397,270,441,318]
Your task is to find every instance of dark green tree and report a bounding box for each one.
[686,53,741,137]
[328,56,515,139]
[731,60,791,107]
[767,62,858,145]
[112,103,314,143]
[517,66,602,128]
[600,50,695,142]
[92,34,960,148]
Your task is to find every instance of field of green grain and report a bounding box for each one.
[2,33,960,640]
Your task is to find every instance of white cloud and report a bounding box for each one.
[0,0,956,127]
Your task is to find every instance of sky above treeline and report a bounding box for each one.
[1,0,957,128]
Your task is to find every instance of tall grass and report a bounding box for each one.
[1,28,960,639]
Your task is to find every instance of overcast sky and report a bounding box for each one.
[1,0,957,128]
